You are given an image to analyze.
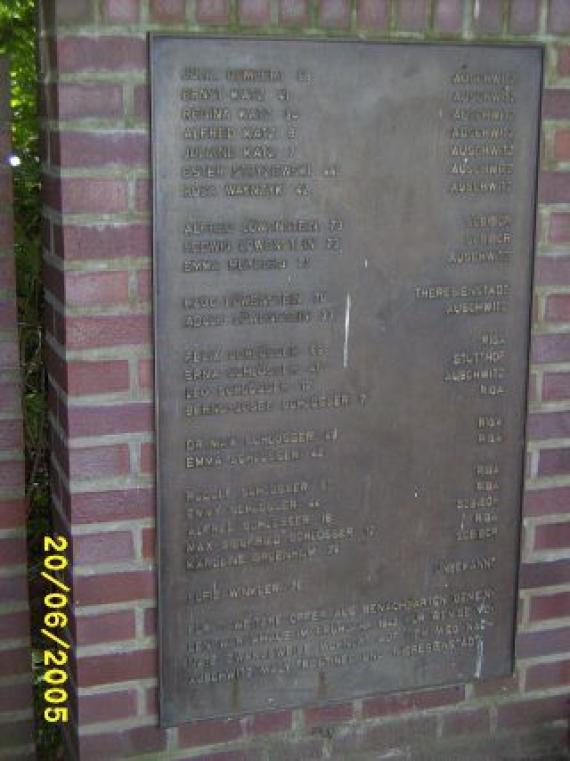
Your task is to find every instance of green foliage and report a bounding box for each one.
[0,1,58,758]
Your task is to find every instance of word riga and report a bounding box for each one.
[41,535,71,724]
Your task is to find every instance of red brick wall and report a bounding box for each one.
[0,57,35,760]
[39,1,570,759]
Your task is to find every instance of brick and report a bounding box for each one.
[547,293,570,321]
[0,419,23,450]
[441,707,490,735]
[135,178,150,213]
[142,527,155,558]
[67,359,130,396]
[75,610,136,645]
[526,658,570,690]
[517,625,570,658]
[524,487,570,517]
[543,372,570,402]
[43,262,64,303]
[536,256,570,285]
[527,411,570,439]
[0,682,32,714]
[48,0,93,25]
[56,36,147,73]
[66,270,130,307]
[178,718,243,747]
[0,720,33,749]
[538,447,570,477]
[0,212,14,251]
[0,173,13,207]
[474,0,502,32]
[80,725,167,758]
[543,90,570,119]
[499,695,570,729]
[0,257,15,289]
[472,672,518,698]
[540,171,570,203]
[68,444,130,480]
[320,0,350,27]
[549,213,570,245]
[398,0,427,31]
[0,536,26,566]
[150,0,186,22]
[244,710,292,735]
[52,130,149,168]
[549,0,570,33]
[144,607,156,637]
[554,128,570,162]
[305,702,353,727]
[138,358,153,390]
[74,530,135,564]
[79,689,137,724]
[67,402,152,437]
[103,0,140,23]
[530,591,570,621]
[0,499,26,530]
[520,559,570,589]
[434,0,463,32]
[0,575,28,604]
[532,333,570,363]
[46,176,129,215]
[363,685,464,719]
[54,223,151,261]
[196,0,230,23]
[0,300,17,332]
[66,488,153,523]
[238,0,270,24]
[333,716,436,756]
[145,685,158,714]
[137,269,151,301]
[535,521,570,551]
[0,648,30,678]
[280,0,309,25]
[183,753,254,761]
[75,570,154,606]
[140,442,154,474]
[527,371,537,403]
[509,0,539,34]
[55,83,123,120]
[134,84,149,119]
[558,45,570,77]
[64,314,151,349]
[0,382,21,415]
[0,460,24,489]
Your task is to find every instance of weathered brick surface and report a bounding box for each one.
[0,56,34,759]
[40,2,570,760]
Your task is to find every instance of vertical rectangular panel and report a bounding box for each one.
[151,37,542,725]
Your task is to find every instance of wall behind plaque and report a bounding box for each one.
[39,1,570,759]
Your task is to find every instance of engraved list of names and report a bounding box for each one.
[150,38,542,725]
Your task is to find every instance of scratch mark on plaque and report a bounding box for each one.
[364,474,372,512]
[364,258,368,269]
[475,637,484,679]
[343,293,351,368]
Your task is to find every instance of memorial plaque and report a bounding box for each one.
[151,37,542,725]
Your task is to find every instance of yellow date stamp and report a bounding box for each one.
[41,535,71,724]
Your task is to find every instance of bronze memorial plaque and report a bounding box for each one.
[151,37,542,724]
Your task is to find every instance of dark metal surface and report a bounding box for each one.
[151,36,542,725]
